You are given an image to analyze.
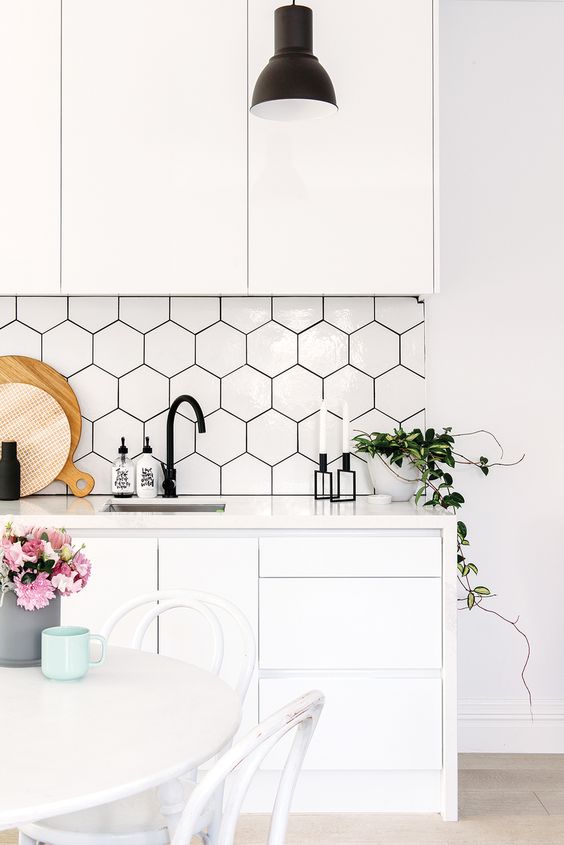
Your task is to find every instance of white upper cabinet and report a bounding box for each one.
[0,0,60,294]
[62,0,247,295]
[248,0,436,295]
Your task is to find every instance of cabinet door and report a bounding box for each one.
[248,0,435,295]
[62,0,247,295]
[158,538,259,737]
[61,538,158,651]
[0,0,60,294]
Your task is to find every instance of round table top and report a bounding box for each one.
[0,646,241,829]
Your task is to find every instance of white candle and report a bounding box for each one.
[319,400,327,454]
[342,401,350,453]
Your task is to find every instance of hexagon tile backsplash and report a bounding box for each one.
[0,296,425,496]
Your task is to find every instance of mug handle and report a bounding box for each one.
[89,634,106,667]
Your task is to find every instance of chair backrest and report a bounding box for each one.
[171,690,324,845]
[100,590,256,701]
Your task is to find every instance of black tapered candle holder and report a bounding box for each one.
[331,452,356,502]
[314,453,333,500]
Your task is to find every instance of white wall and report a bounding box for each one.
[428,0,564,750]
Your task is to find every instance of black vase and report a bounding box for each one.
[0,441,21,500]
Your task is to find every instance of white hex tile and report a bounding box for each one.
[324,365,374,420]
[43,322,92,376]
[248,410,297,464]
[375,297,424,333]
[175,453,220,495]
[222,366,271,421]
[197,322,246,377]
[119,297,169,332]
[401,409,426,431]
[324,297,373,332]
[247,322,297,377]
[170,366,220,419]
[352,408,400,440]
[197,409,245,465]
[18,297,67,331]
[0,322,41,358]
[144,409,194,463]
[401,323,425,376]
[298,321,348,377]
[375,366,425,422]
[272,453,316,495]
[75,453,113,495]
[94,409,143,461]
[69,297,118,332]
[272,366,322,421]
[69,366,118,421]
[298,410,343,462]
[171,297,220,333]
[222,298,271,333]
[350,323,399,377]
[75,419,93,461]
[222,454,271,494]
[0,297,16,328]
[94,322,143,376]
[145,322,195,377]
[120,366,169,421]
[273,297,322,332]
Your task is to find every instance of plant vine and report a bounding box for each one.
[353,426,531,704]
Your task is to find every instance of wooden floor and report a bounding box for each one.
[3,755,564,845]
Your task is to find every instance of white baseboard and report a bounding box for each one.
[459,699,564,752]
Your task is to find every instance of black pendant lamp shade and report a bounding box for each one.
[251,4,337,121]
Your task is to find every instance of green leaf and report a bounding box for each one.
[474,586,491,595]
[468,563,478,575]
[467,592,475,610]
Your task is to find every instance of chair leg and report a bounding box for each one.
[18,834,37,845]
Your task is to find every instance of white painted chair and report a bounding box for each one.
[19,590,256,845]
[21,690,324,845]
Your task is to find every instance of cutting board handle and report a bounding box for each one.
[58,460,95,498]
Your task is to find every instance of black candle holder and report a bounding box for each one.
[314,453,333,500]
[331,452,356,502]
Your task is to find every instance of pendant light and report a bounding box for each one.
[250,2,337,121]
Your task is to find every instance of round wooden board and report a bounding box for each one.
[0,383,71,496]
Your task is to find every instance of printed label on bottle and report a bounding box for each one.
[112,466,133,493]
[140,467,154,489]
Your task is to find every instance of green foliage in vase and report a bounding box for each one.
[353,426,531,700]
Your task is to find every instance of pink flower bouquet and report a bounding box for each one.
[0,520,91,611]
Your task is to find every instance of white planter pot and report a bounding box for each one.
[366,454,420,501]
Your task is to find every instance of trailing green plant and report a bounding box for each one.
[353,426,530,702]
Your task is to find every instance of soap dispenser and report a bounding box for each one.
[136,436,159,499]
[112,437,135,498]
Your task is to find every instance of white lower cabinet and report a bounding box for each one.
[61,538,158,651]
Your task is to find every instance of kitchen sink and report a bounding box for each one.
[103,500,226,514]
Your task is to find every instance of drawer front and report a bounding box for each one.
[259,537,441,578]
[259,677,442,770]
[260,578,441,669]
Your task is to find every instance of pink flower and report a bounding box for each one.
[51,571,81,595]
[72,552,91,588]
[14,572,55,611]
[47,528,72,551]
[3,540,26,572]
[21,539,44,563]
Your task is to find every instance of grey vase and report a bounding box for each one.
[0,589,61,667]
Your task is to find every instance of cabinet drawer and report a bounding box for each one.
[259,537,441,578]
[259,578,441,669]
[259,677,442,770]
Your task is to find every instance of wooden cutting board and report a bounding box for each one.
[0,356,95,497]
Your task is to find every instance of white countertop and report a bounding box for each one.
[0,495,454,532]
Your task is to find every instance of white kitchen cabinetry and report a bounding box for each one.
[248,0,437,295]
[62,0,247,295]
[61,538,158,650]
[0,0,60,294]
[158,538,259,739]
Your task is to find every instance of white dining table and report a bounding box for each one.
[0,646,242,830]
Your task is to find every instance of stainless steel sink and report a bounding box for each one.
[103,500,226,514]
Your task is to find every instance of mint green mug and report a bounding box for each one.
[41,626,106,680]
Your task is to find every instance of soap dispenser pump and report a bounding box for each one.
[112,437,135,498]
[136,436,159,499]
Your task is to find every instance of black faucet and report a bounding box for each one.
[161,395,206,498]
